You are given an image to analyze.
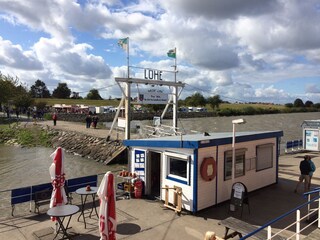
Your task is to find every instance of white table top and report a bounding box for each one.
[47,205,79,217]
[75,186,98,195]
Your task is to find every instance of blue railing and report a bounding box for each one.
[241,188,320,239]
[285,139,303,153]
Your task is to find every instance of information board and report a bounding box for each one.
[229,182,249,217]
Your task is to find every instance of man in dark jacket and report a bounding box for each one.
[294,155,312,193]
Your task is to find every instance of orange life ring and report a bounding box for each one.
[200,157,216,181]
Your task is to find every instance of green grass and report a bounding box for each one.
[219,103,285,110]
[35,98,120,107]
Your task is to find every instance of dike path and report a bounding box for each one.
[1,120,320,239]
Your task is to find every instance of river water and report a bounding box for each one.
[1,112,319,190]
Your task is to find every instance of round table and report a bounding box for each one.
[76,186,99,228]
[47,205,79,240]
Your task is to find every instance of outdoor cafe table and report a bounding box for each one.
[47,204,79,240]
[76,186,99,228]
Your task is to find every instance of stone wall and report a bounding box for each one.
[54,111,216,122]
[47,127,127,164]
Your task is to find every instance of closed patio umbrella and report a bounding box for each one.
[49,147,68,211]
[97,171,116,240]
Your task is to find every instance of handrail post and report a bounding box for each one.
[267,226,272,240]
[307,193,311,222]
[318,191,320,228]
[296,210,300,240]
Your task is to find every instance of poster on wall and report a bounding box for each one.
[305,130,319,151]
[134,149,146,181]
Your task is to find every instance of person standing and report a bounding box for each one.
[92,112,98,129]
[308,155,316,190]
[294,155,312,193]
[85,112,92,128]
[52,112,57,126]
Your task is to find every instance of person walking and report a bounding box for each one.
[308,155,316,190]
[294,155,312,193]
[52,112,57,126]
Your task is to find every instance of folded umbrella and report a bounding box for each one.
[97,171,116,240]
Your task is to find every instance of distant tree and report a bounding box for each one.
[207,95,223,110]
[30,79,51,98]
[185,92,206,106]
[52,83,71,98]
[70,92,80,99]
[293,98,304,107]
[305,100,314,107]
[285,103,293,108]
[0,73,34,112]
[86,89,103,100]
[0,72,18,106]
[34,101,47,111]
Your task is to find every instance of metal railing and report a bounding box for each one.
[241,188,320,239]
[0,173,108,218]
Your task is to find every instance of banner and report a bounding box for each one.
[137,90,168,104]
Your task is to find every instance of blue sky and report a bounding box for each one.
[0,0,320,104]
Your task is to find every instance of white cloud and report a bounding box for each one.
[0,0,320,103]
[0,37,43,70]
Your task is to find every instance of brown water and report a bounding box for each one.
[1,112,319,190]
[0,146,124,190]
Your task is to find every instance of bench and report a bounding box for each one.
[219,217,286,240]
[34,188,52,214]
[32,183,53,214]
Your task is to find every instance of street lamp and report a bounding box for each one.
[231,118,246,183]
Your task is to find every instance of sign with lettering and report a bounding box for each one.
[137,89,168,104]
[144,69,163,80]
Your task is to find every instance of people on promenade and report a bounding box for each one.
[85,111,92,128]
[92,112,98,129]
[204,231,222,240]
[294,155,312,193]
[308,155,316,190]
[52,112,57,126]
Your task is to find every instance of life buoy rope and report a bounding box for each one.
[200,157,216,181]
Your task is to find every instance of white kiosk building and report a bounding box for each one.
[302,120,320,151]
[123,130,283,213]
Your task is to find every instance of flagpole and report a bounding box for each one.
[173,47,178,131]
[125,37,130,139]
[127,37,130,78]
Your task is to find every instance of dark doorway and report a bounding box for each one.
[149,151,161,198]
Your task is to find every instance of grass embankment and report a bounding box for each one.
[35,98,119,107]
[0,122,55,147]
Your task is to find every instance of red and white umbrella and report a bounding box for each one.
[97,171,116,240]
[49,147,68,210]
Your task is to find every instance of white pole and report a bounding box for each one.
[125,37,131,140]
[173,47,178,131]
[232,122,236,183]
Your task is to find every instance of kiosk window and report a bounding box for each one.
[256,144,274,171]
[169,157,187,178]
[165,152,190,184]
[224,149,246,180]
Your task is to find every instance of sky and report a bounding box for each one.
[0,0,320,104]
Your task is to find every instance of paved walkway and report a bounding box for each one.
[2,120,320,239]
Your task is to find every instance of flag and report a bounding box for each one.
[118,37,128,51]
[167,48,176,58]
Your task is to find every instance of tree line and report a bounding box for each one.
[0,73,104,112]
[1,72,319,116]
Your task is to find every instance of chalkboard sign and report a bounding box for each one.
[229,182,250,217]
